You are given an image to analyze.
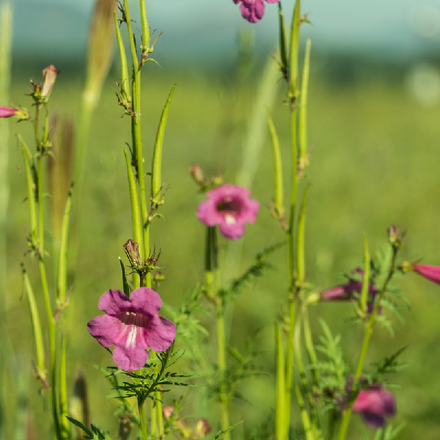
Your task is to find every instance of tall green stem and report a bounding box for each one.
[138,399,148,440]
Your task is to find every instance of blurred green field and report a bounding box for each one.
[3,58,440,439]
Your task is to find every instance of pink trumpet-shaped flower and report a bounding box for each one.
[87,288,176,371]
[353,385,396,429]
[0,106,17,118]
[413,264,440,285]
[233,0,280,23]
[197,184,259,240]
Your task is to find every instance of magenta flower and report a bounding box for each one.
[87,288,176,371]
[413,264,440,285]
[233,0,280,23]
[197,184,259,240]
[321,269,377,301]
[0,106,17,118]
[353,385,396,429]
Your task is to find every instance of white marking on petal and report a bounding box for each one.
[225,214,236,225]
[126,326,138,348]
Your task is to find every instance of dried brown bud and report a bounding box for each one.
[41,65,59,100]
[189,164,205,185]
[123,239,140,265]
[195,418,211,437]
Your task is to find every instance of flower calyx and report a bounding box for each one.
[189,164,223,193]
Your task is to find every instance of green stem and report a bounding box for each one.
[284,97,298,437]
[337,247,399,440]
[275,321,286,440]
[138,398,148,440]
[123,0,150,287]
[59,334,69,439]
[217,303,230,440]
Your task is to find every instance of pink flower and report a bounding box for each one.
[413,264,440,285]
[197,184,259,240]
[0,106,17,118]
[87,288,176,371]
[353,385,396,429]
[233,0,281,23]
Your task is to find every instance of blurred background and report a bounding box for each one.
[2,0,440,439]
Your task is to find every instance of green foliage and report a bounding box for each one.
[373,423,406,440]
[310,319,347,409]
[66,417,110,440]
[107,346,190,406]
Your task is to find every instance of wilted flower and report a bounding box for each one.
[233,0,281,23]
[197,184,259,240]
[353,385,396,429]
[87,288,176,371]
[412,264,440,285]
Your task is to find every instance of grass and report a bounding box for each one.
[4,62,440,439]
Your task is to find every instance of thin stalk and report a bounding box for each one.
[294,306,318,436]
[302,306,319,386]
[295,384,313,440]
[275,321,287,440]
[150,399,157,436]
[57,184,73,305]
[359,234,370,312]
[124,150,143,289]
[0,0,12,298]
[204,227,229,439]
[21,264,47,385]
[284,98,298,436]
[296,186,309,284]
[123,0,150,272]
[138,399,148,440]
[217,303,230,440]
[156,394,164,439]
[59,334,69,439]
[337,247,399,440]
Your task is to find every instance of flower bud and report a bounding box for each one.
[0,106,16,118]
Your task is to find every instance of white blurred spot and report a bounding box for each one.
[408,4,440,40]
[405,63,440,107]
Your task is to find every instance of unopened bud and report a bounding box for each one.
[387,225,405,248]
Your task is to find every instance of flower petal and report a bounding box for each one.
[242,199,259,224]
[240,0,265,23]
[129,287,162,316]
[265,0,281,3]
[98,289,130,316]
[145,316,176,352]
[87,315,122,348]
[219,221,246,240]
[113,340,149,371]
[414,264,440,285]
[197,200,221,227]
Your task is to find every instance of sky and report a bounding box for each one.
[5,0,440,66]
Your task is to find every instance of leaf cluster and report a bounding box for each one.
[106,346,191,407]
